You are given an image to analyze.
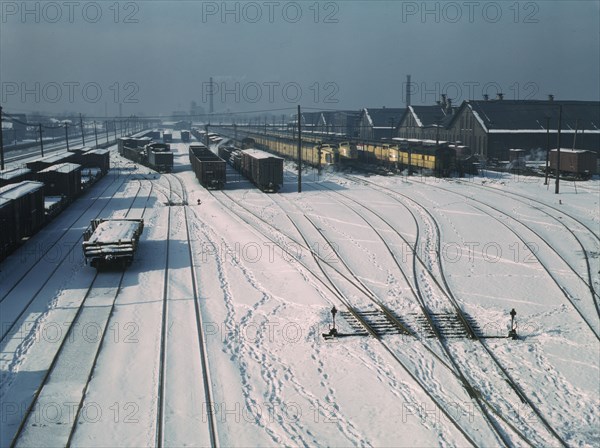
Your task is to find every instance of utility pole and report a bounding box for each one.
[544,116,550,185]
[555,105,562,194]
[39,124,44,157]
[65,122,70,151]
[94,121,98,147]
[113,120,117,141]
[79,113,85,146]
[297,105,302,193]
[105,121,109,143]
[0,106,4,170]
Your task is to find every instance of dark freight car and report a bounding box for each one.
[163,132,173,143]
[549,149,598,178]
[189,145,226,189]
[0,167,33,188]
[241,149,284,192]
[82,149,110,173]
[0,198,15,260]
[146,143,173,172]
[181,130,190,142]
[26,152,73,172]
[37,163,82,198]
[0,181,45,246]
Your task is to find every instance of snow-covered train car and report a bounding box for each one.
[83,218,144,268]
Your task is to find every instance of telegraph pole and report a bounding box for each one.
[105,121,109,143]
[555,105,562,194]
[65,122,70,151]
[297,105,302,193]
[94,121,98,147]
[39,124,44,157]
[0,106,4,170]
[544,116,550,185]
[79,113,85,146]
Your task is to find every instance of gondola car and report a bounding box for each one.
[189,145,226,189]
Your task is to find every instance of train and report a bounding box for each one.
[189,144,226,189]
[0,147,111,261]
[213,127,459,177]
[118,137,174,173]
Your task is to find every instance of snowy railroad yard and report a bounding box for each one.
[1,133,598,447]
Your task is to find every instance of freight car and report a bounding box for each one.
[241,149,284,192]
[163,132,173,143]
[0,167,33,188]
[146,143,174,173]
[83,218,144,268]
[549,148,597,179]
[181,130,191,142]
[37,163,82,199]
[0,181,46,261]
[189,145,226,189]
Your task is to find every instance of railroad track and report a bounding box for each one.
[282,177,567,447]
[388,176,600,339]
[209,187,539,447]
[7,179,154,448]
[447,178,600,316]
[155,173,217,447]
[325,173,580,445]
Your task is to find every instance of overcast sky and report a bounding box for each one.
[1,0,599,118]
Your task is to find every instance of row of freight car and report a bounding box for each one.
[188,140,285,193]
[218,145,284,192]
[0,147,111,261]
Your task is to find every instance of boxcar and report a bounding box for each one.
[145,143,173,172]
[189,145,226,189]
[37,163,82,199]
[26,152,73,172]
[0,167,33,188]
[181,130,191,142]
[241,149,284,192]
[0,181,45,243]
[163,132,173,143]
[549,149,598,177]
[0,197,15,260]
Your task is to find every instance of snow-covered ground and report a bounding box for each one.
[1,131,598,447]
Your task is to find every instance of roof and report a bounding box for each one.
[0,167,31,181]
[0,181,44,199]
[39,163,81,174]
[455,100,600,133]
[363,108,405,127]
[34,152,73,164]
[242,149,283,160]
[405,105,456,128]
[85,149,110,155]
[550,148,596,154]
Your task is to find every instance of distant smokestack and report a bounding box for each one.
[483,94,489,101]
[548,94,554,101]
[209,77,214,114]
[406,75,412,107]
[497,93,504,100]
